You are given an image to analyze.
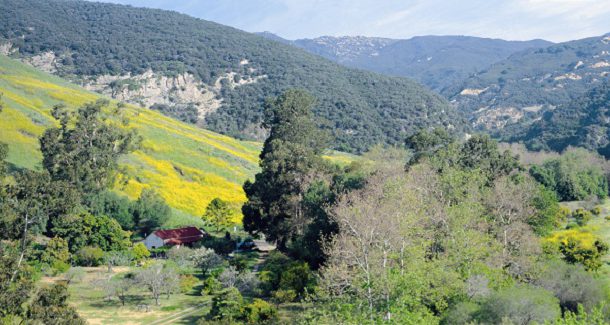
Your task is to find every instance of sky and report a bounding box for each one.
[99,0,610,42]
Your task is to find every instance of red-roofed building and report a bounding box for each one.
[143,227,205,250]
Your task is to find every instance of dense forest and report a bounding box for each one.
[447,33,610,131]
[506,82,610,157]
[0,0,467,153]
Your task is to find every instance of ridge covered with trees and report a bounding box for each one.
[0,0,466,153]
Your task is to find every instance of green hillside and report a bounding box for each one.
[0,0,466,153]
[0,54,261,223]
[446,34,610,131]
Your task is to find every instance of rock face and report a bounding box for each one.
[22,54,265,119]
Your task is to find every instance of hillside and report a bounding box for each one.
[259,33,551,92]
[0,0,465,153]
[508,82,610,157]
[448,34,610,131]
[0,54,260,224]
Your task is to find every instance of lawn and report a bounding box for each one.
[49,266,211,325]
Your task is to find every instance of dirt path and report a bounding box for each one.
[147,303,207,325]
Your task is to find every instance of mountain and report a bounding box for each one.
[510,82,610,157]
[0,54,260,226]
[259,33,552,92]
[448,34,610,131]
[0,0,465,153]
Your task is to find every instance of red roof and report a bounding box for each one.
[154,227,204,245]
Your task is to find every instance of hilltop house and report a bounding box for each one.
[143,227,205,250]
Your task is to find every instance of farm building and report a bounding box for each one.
[143,226,206,250]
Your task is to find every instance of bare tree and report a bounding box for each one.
[135,263,179,305]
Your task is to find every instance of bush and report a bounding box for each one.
[572,209,593,226]
[242,299,277,324]
[590,207,602,216]
[179,274,198,293]
[208,287,244,321]
[535,261,604,312]
[75,246,104,266]
[273,289,297,304]
[132,243,150,263]
[201,276,222,295]
[476,285,561,324]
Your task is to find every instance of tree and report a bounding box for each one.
[242,89,329,251]
[191,247,224,277]
[51,211,130,253]
[136,263,179,305]
[42,237,70,265]
[27,283,85,325]
[132,189,171,235]
[112,277,135,306]
[207,287,244,322]
[89,191,135,230]
[40,100,138,199]
[203,198,234,231]
[132,243,150,263]
[405,128,453,163]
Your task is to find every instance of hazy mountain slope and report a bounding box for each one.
[0,0,465,153]
[509,82,610,157]
[448,34,610,131]
[0,54,259,223]
[259,33,551,92]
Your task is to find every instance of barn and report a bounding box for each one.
[143,227,205,250]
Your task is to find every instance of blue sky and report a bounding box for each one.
[99,0,610,42]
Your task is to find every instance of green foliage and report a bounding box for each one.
[150,103,198,124]
[40,100,138,198]
[557,304,608,325]
[132,243,150,263]
[529,148,608,201]
[0,0,464,153]
[278,262,316,299]
[201,276,222,295]
[406,128,453,163]
[559,238,609,271]
[476,285,561,324]
[191,247,224,276]
[89,191,135,231]
[530,186,562,235]
[208,287,244,322]
[75,246,105,267]
[42,237,70,265]
[27,283,85,324]
[243,90,329,250]
[535,261,605,312]
[516,83,610,156]
[242,299,277,324]
[572,209,593,227]
[204,198,234,231]
[51,211,130,253]
[132,189,171,236]
[179,274,198,293]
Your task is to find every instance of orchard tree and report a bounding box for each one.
[136,263,179,305]
[242,89,329,250]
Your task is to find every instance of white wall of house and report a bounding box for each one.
[143,233,165,250]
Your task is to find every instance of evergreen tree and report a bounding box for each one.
[242,89,328,250]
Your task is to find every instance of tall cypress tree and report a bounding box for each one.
[242,89,328,250]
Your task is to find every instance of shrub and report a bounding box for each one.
[132,243,150,263]
[242,299,277,324]
[273,289,296,304]
[476,285,560,324]
[201,276,222,295]
[75,246,104,266]
[208,287,244,321]
[42,237,70,265]
[179,274,198,293]
[590,207,602,216]
[572,209,592,226]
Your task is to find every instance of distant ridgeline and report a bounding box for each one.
[258,33,552,93]
[0,0,467,153]
[445,34,610,133]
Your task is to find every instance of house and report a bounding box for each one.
[143,227,205,250]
